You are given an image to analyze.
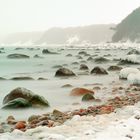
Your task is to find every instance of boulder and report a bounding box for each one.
[10,77,34,80]
[91,67,108,75]
[66,54,72,57]
[33,55,43,58]
[94,57,109,63]
[7,54,30,59]
[3,87,33,104]
[55,68,76,77]
[70,88,94,96]
[87,57,94,61]
[79,64,89,70]
[78,51,87,55]
[82,94,95,101]
[29,95,49,107]
[0,77,6,80]
[61,84,73,88]
[2,87,49,108]
[37,77,48,80]
[42,49,58,54]
[71,62,79,65]
[127,49,140,55]
[2,98,31,109]
[108,66,122,71]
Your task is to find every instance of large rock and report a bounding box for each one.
[10,77,34,80]
[94,57,109,63]
[7,54,30,59]
[79,64,89,70]
[70,88,94,96]
[82,94,95,101]
[29,95,49,107]
[42,49,58,54]
[55,68,76,77]
[3,87,33,104]
[2,98,31,109]
[91,67,108,75]
[127,49,140,55]
[2,87,49,108]
[108,66,122,71]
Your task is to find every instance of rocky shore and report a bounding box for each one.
[0,84,140,134]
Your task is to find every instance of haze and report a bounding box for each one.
[0,0,140,36]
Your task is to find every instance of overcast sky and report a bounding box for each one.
[0,0,140,36]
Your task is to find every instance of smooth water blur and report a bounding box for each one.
[0,45,138,121]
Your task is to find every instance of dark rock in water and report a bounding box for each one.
[66,54,72,57]
[127,49,140,55]
[87,57,94,61]
[10,77,34,80]
[15,48,24,50]
[0,51,5,54]
[0,47,4,50]
[29,95,49,107]
[7,54,30,59]
[108,66,122,71]
[118,59,139,65]
[61,84,73,88]
[78,51,87,55]
[2,87,49,108]
[0,77,6,80]
[33,55,43,58]
[71,62,79,65]
[42,49,58,54]
[79,64,89,70]
[2,98,31,109]
[91,67,108,75]
[38,77,48,80]
[82,94,95,101]
[70,88,94,96]
[3,87,33,104]
[52,65,63,69]
[104,54,111,57]
[55,68,76,77]
[76,55,83,59]
[94,57,109,63]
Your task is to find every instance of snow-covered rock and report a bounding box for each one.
[119,67,140,79]
[128,72,140,85]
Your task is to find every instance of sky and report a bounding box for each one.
[0,0,140,36]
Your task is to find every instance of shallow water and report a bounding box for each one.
[0,45,139,121]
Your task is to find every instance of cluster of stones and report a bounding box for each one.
[1,92,140,133]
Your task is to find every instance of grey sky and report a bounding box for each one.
[0,0,140,36]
